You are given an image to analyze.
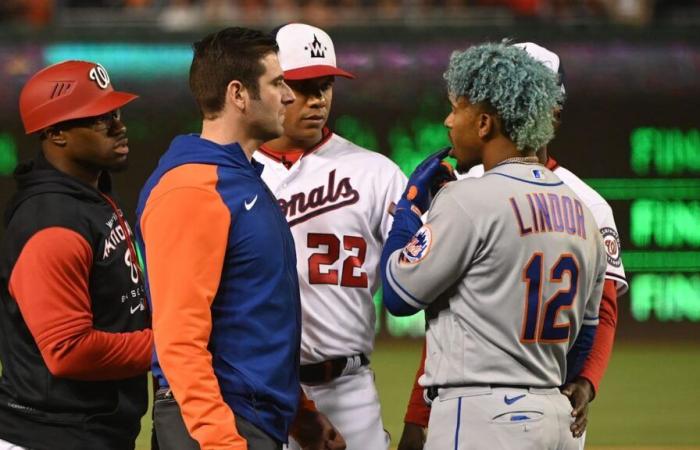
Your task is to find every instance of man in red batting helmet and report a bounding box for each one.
[0,60,153,450]
[20,60,138,134]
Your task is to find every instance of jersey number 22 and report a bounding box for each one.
[307,233,368,288]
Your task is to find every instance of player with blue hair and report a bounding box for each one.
[381,41,606,450]
[443,42,562,156]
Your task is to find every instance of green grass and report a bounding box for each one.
[372,341,700,448]
[136,341,700,449]
[136,379,154,450]
[584,343,700,446]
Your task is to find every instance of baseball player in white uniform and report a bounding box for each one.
[381,42,607,450]
[254,23,406,450]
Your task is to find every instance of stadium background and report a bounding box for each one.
[0,1,698,448]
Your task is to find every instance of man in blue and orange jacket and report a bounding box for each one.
[137,27,345,450]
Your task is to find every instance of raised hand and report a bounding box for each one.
[401,148,454,215]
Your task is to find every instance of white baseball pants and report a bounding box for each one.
[287,366,389,450]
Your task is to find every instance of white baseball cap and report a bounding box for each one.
[274,23,355,80]
[513,42,566,94]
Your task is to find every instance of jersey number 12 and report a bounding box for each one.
[521,253,579,344]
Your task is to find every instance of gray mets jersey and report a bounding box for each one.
[385,161,607,388]
[462,159,628,295]
[254,132,406,364]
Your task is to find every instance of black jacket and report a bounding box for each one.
[0,154,150,450]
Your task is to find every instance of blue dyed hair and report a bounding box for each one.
[444,42,563,151]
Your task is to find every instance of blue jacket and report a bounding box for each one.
[136,134,301,444]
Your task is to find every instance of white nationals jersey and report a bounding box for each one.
[254,133,407,364]
[461,160,628,294]
[385,162,607,387]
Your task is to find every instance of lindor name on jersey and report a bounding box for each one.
[254,133,407,364]
[460,161,628,294]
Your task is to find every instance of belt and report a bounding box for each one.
[300,354,369,384]
[425,384,549,402]
[155,388,174,401]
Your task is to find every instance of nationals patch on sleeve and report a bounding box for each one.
[399,225,432,264]
[600,226,622,267]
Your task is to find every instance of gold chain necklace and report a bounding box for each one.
[497,156,540,165]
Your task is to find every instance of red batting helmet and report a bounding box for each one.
[19,60,138,134]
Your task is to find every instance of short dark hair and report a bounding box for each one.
[189,27,279,119]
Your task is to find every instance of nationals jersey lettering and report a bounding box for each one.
[255,133,407,364]
[277,169,360,226]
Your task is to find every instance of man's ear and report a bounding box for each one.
[227,80,247,112]
[477,112,496,140]
[43,127,67,147]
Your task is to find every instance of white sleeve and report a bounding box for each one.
[456,164,484,180]
[583,233,607,326]
[379,165,408,242]
[589,202,628,295]
[385,188,479,310]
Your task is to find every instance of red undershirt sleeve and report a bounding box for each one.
[578,279,618,394]
[403,339,430,427]
[8,227,153,380]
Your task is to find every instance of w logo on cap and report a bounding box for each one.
[275,23,355,80]
[306,34,327,58]
[89,64,111,90]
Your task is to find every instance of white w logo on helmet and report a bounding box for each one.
[89,64,110,89]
